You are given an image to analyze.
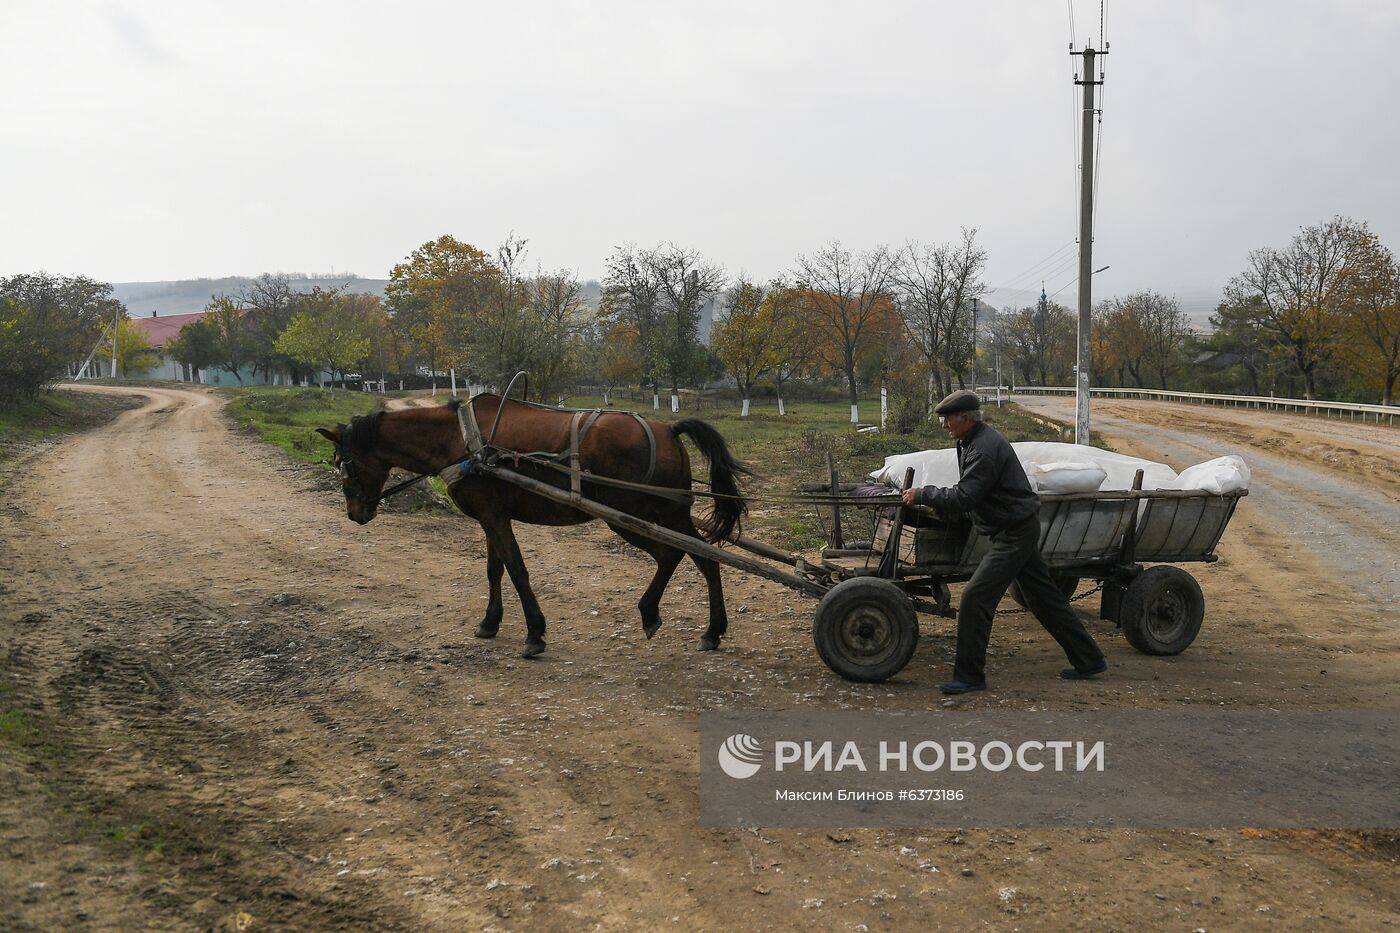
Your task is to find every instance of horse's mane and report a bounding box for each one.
[342,411,385,455]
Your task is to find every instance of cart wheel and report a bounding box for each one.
[1120,566,1204,655]
[813,578,919,683]
[1008,574,1080,608]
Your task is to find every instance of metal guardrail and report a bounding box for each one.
[979,385,1398,425]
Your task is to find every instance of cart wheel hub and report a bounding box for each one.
[840,606,893,656]
[1147,588,1188,639]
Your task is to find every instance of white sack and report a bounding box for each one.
[870,441,1178,491]
[1027,460,1108,494]
[870,448,961,490]
[1167,455,1251,494]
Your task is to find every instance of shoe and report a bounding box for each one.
[1060,659,1108,680]
[939,679,987,695]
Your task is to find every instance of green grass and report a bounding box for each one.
[0,389,143,461]
[222,386,402,465]
[0,708,31,747]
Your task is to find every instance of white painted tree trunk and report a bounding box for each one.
[670,393,680,413]
[850,404,859,424]
[741,397,750,417]
[778,397,785,416]
[880,387,888,430]
[450,368,457,397]
[652,393,659,410]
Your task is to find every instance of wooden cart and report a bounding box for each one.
[475,460,1245,684]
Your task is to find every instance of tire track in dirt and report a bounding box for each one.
[3,385,1399,930]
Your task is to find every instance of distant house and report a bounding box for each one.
[127,310,206,381]
[126,309,283,386]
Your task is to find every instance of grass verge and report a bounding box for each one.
[0,389,143,462]
[221,386,397,465]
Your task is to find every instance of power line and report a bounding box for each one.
[997,240,1076,290]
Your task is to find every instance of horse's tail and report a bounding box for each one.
[671,418,752,544]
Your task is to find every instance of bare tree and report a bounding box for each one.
[601,245,664,405]
[236,273,299,383]
[525,271,589,403]
[1000,295,1075,386]
[895,228,987,416]
[647,244,725,409]
[1140,292,1193,388]
[794,241,898,423]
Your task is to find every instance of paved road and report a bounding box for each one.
[1012,395,1400,621]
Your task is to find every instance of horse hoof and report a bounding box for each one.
[521,641,546,659]
[474,625,499,639]
[643,621,662,640]
[698,636,720,652]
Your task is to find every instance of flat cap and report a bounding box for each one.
[934,389,981,416]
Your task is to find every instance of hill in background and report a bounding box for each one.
[112,275,608,319]
[112,275,390,317]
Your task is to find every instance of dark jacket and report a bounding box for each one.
[913,422,1039,535]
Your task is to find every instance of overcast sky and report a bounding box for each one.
[4,1,1399,319]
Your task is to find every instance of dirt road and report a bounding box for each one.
[2,385,1397,931]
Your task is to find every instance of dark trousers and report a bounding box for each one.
[953,513,1105,684]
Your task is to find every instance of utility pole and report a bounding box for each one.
[110,308,120,378]
[1071,44,1104,445]
[971,297,979,390]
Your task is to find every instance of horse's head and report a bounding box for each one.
[316,413,389,525]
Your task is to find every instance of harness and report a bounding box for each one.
[434,397,658,498]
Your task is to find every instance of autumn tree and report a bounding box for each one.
[794,241,898,423]
[1333,228,1400,405]
[386,235,500,387]
[1222,216,1366,400]
[711,278,775,416]
[361,297,403,387]
[765,284,818,415]
[98,317,159,377]
[581,318,641,405]
[1099,291,1190,388]
[1097,298,1147,386]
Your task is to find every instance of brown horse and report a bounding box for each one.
[315,395,750,658]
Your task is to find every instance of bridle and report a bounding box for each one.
[329,443,472,510]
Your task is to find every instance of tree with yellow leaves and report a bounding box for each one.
[97,317,159,377]
[1333,228,1400,405]
[385,235,500,387]
[711,278,776,416]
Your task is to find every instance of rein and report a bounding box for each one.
[346,446,899,510]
